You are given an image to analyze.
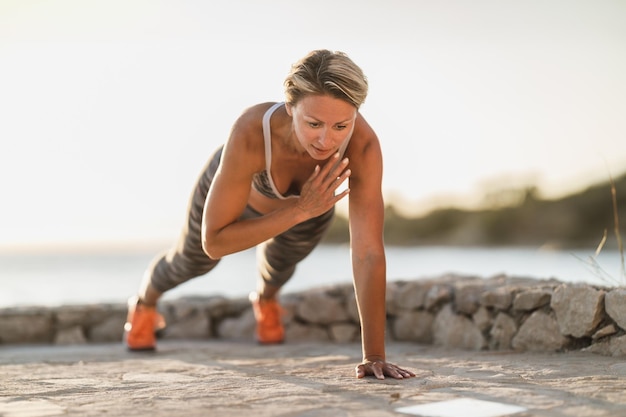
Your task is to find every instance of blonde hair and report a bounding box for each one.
[284,50,368,109]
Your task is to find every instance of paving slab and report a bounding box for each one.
[1,340,625,417]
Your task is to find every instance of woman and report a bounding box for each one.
[124,50,415,380]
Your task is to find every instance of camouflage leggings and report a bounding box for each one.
[145,146,335,294]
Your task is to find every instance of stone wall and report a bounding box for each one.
[1,274,625,356]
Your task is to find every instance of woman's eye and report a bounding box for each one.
[308,122,319,128]
[336,125,347,130]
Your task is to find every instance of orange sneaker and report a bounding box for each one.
[249,292,285,344]
[124,296,166,351]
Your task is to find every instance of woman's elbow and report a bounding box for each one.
[201,233,222,260]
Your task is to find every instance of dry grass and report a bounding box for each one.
[575,175,625,286]
[610,173,626,280]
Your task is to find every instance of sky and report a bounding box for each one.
[1,0,625,250]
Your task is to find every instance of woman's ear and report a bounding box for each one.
[285,103,293,117]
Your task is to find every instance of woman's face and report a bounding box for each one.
[287,95,357,161]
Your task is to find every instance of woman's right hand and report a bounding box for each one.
[295,153,351,218]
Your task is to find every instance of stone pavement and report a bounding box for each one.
[1,340,625,417]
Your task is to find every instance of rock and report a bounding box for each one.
[88,312,126,342]
[55,306,95,328]
[472,306,493,333]
[512,311,568,352]
[296,290,349,325]
[55,304,117,329]
[424,284,453,311]
[513,288,552,311]
[480,287,514,311]
[392,311,434,343]
[394,281,430,310]
[162,311,211,340]
[285,322,330,342]
[205,296,250,319]
[386,281,402,316]
[550,284,605,338]
[218,309,255,341]
[605,288,626,330]
[166,299,209,321]
[489,313,517,350]
[592,324,618,341]
[454,282,486,315]
[433,304,485,350]
[54,326,87,345]
[585,334,626,357]
[329,323,359,343]
[0,309,54,344]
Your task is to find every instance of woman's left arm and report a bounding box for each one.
[348,118,415,380]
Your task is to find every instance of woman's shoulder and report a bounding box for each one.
[347,112,380,153]
[223,102,281,168]
[355,111,377,135]
[237,102,281,123]
[228,102,278,140]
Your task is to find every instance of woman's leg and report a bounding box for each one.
[125,146,224,350]
[250,207,335,344]
[256,206,335,297]
[138,146,225,304]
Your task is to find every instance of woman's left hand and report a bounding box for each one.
[355,360,416,380]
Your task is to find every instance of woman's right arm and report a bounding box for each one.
[201,107,300,258]
[200,107,349,259]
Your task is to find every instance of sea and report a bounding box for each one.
[0,245,624,308]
